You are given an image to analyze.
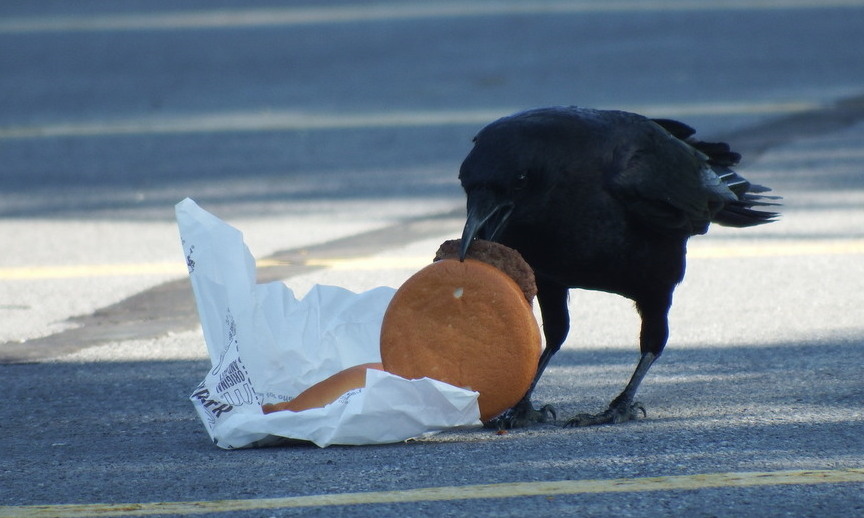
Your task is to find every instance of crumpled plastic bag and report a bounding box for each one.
[176,198,481,448]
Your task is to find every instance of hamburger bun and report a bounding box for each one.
[262,362,384,414]
[380,251,541,422]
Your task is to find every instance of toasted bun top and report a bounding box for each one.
[434,239,536,304]
[380,257,541,422]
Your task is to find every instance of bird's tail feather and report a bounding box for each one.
[652,117,781,227]
[711,165,781,228]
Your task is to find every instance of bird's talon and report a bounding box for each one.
[483,401,557,430]
[563,400,646,427]
[539,404,557,423]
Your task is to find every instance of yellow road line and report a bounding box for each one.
[0,109,507,140]
[1,239,862,280]
[304,256,429,271]
[687,238,864,258]
[311,239,864,267]
[0,262,187,280]
[0,101,817,140]
[1,468,861,517]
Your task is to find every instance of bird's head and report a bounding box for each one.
[457,109,566,260]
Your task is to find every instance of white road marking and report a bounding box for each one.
[1,0,862,34]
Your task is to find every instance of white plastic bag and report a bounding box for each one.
[176,198,481,448]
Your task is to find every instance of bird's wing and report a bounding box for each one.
[605,119,737,236]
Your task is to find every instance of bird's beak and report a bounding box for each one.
[459,194,514,261]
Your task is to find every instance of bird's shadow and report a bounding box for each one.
[532,337,863,419]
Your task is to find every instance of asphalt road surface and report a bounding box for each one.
[1,1,863,517]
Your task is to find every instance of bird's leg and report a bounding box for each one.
[484,279,569,429]
[564,352,656,426]
[565,294,670,427]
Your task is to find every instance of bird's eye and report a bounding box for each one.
[514,171,529,190]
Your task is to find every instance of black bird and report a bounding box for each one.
[458,106,779,427]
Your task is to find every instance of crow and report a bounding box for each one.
[458,106,779,428]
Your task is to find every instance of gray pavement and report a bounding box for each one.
[1,1,864,516]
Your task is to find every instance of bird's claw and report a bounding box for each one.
[564,400,646,427]
[484,401,557,430]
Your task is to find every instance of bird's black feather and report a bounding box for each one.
[459,106,781,427]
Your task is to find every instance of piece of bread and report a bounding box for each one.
[380,243,541,422]
[434,239,537,304]
[261,363,384,414]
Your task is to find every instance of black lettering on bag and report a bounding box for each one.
[192,387,234,417]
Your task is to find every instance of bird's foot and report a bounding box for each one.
[483,400,557,430]
[563,399,646,427]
